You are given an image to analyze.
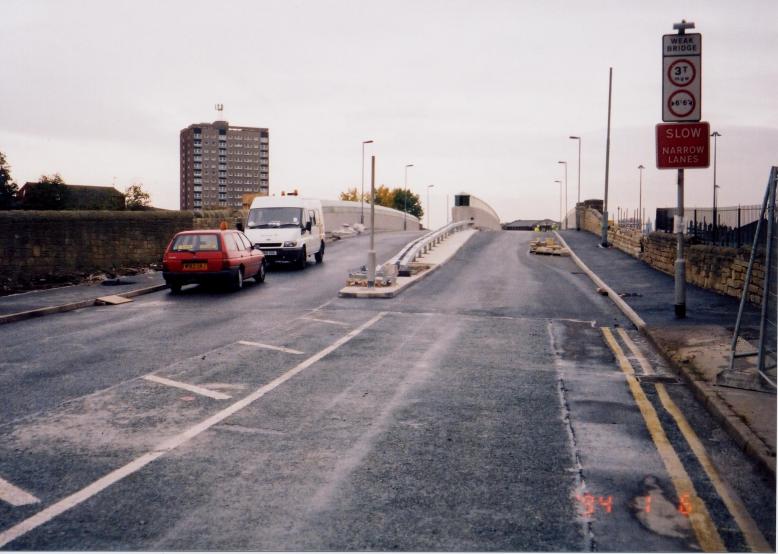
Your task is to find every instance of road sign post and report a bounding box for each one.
[659,19,702,319]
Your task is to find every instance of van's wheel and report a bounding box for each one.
[297,247,307,270]
[231,268,244,291]
[255,260,266,283]
[315,242,325,264]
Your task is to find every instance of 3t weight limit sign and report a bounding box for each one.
[662,33,701,122]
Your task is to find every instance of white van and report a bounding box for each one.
[244,196,326,269]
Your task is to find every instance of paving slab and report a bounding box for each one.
[558,229,776,479]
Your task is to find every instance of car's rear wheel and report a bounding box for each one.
[168,281,182,294]
[314,242,325,264]
[231,268,244,291]
[255,260,266,283]
[297,247,307,270]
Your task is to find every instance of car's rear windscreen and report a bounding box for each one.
[171,234,221,252]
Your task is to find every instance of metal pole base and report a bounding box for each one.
[367,251,376,288]
[674,304,686,318]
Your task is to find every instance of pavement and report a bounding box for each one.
[557,229,777,480]
[0,272,167,324]
[338,229,478,298]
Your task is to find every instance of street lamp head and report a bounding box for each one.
[558,161,566,165]
[362,139,374,144]
[638,164,645,170]
[406,164,414,168]
[569,136,580,140]
[711,131,722,138]
[554,180,562,184]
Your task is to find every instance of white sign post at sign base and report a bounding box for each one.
[663,19,700,319]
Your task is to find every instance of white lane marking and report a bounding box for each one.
[0,477,39,507]
[300,316,348,326]
[237,341,304,355]
[0,312,387,548]
[142,375,232,400]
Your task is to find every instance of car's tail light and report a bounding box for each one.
[221,257,230,270]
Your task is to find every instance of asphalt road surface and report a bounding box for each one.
[0,230,774,551]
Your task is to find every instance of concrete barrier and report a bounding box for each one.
[320,199,422,232]
[451,193,501,231]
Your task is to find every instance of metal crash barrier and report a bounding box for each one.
[390,220,474,277]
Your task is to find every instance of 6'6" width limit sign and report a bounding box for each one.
[662,33,701,122]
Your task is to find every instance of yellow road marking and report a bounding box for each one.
[618,330,772,553]
[601,327,726,552]
[616,328,654,375]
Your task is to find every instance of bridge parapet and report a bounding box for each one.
[451,193,501,231]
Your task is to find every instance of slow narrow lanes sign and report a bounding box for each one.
[656,121,710,169]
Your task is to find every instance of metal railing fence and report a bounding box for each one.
[656,204,762,247]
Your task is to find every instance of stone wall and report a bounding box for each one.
[0,210,235,290]
[578,207,765,305]
[609,227,643,258]
[643,233,765,305]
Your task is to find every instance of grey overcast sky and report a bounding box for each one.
[2,0,777,228]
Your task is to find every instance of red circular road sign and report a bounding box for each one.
[667,59,696,87]
[668,90,696,117]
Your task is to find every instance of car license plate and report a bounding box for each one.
[183,262,208,270]
[262,250,277,256]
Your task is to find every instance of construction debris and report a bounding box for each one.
[529,237,571,257]
[346,264,398,287]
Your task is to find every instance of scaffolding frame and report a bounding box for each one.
[723,167,777,391]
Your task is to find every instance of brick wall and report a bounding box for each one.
[0,210,236,290]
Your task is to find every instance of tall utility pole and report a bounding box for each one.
[403,163,414,230]
[711,131,721,243]
[555,180,563,228]
[360,140,373,225]
[569,136,582,229]
[638,164,645,232]
[367,155,377,287]
[601,68,613,247]
[426,184,435,229]
[558,161,567,229]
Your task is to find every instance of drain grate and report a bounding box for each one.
[636,375,682,385]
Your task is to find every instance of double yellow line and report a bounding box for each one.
[601,327,771,553]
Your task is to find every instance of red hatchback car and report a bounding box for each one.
[162,230,266,293]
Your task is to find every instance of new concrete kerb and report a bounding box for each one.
[554,231,776,480]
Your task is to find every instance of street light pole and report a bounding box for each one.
[601,67,613,248]
[569,136,582,230]
[426,184,435,229]
[555,180,562,228]
[711,131,721,243]
[638,164,645,233]
[403,163,414,230]
[558,161,567,229]
[360,140,373,225]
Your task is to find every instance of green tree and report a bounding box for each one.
[391,188,423,219]
[22,173,68,210]
[0,151,18,209]
[125,182,151,210]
